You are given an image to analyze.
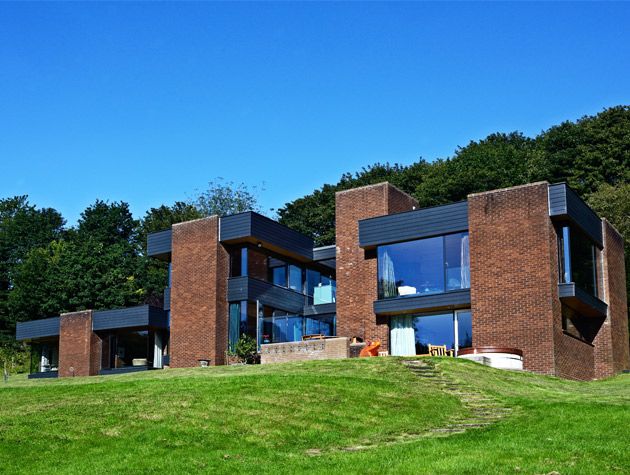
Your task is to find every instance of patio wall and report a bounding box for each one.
[260,337,350,364]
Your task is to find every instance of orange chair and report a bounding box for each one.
[359,340,381,357]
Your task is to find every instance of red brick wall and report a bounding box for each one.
[594,220,630,377]
[58,310,99,377]
[90,333,103,376]
[469,183,560,375]
[170,216,229,367]
[555,333,595,381]
[335,183,418,351]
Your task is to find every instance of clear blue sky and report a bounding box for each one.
[1,2,629,225]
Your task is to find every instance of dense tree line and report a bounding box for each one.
[1,106,628,365]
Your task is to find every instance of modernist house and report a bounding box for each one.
[16,181,629,380]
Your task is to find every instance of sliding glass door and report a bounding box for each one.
[389,310,472,356]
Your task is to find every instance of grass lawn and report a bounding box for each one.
[0,357,628,474]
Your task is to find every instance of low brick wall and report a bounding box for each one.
[260,337,350,364]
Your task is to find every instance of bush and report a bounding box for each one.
[233,334,259,364]
[0,344,30,375]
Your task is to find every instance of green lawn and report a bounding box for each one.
[0,358,628,474]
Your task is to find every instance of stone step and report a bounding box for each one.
[451,422,492,428]
[403,360,512,441]
[430,428,466,434]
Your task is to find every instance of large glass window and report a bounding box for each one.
[445,233,470,291]
[377,232,470,299]
[228,303,240,350]
[558,225,601,298]
[288,265,303,292]
[413,313,453,354]
[271,262,287,287]
[456,310,473,349]
[228,300,257,350]
[305,315,336,337]
[256,305,336,346]
[229,247,246,278]
[111,330,149,368]
[570,228,598,297]
[390,310,472,356]
[230,246,335,299]
[30,341,59,374]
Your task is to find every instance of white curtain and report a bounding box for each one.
[461,234,470,288]
[40,345,50,372]
[378,250,398,298]
[153,332,163,369]
[390,316,416,356]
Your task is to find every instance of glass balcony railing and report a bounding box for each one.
[313,284,336,305]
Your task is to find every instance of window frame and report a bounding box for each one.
[377,231,470,300]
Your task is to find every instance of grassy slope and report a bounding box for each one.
[0,358,628,474]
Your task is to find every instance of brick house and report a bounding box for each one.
[17,182,629,380]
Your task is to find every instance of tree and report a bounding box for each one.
[7,241,68,325]
[414,132,544,207]
[537,105,630,197]
[7,200,147,333]
[192,178,263,217]
[278,106,630,248]
[278,162,428,246]
[75,199,137,246]
[0,196,64,344]
[587,183,630,298]
[138,202,203,305]
[64,200,145,310]
[139,201,202,250]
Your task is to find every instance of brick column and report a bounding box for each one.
[594,220,630,377]
[468,182,561,375]
[58,310,100,377]
[335,183,418,351]
[170,216,229,367]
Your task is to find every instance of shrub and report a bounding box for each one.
[233,334,259,364]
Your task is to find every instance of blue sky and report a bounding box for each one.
[1,2,629,225]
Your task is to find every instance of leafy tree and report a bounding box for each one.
[65,200,145,310]
[139,201,202,250]
[414,132,544,207]
[7,200,146,333]
[0,196,64,344]
[192,178,263,217]
[278,162,428,246]
[74,199,138,246]
[7,242,68,325]
[587,183,630,297]
[138,202,203,305]
[537,105,630,197]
